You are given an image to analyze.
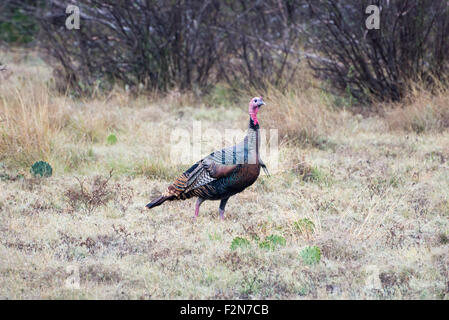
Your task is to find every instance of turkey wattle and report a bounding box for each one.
[146,96,269,219]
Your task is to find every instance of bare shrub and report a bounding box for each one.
[305,0,449,103]
[65,170,134,214]
[65,170,115,214]
[215,1,305,91]
[9,0,306,94]
[25,1,225,94]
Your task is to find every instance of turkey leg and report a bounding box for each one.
[219,197,229,220]
[194,197,205,218]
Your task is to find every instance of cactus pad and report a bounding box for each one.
[30,161,53,177]
[107,134,117,145]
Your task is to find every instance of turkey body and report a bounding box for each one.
[147,119,261,204]
[179,161,261,201]
[146,96,267,219]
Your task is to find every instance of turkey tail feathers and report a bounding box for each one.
[146,195,170,209]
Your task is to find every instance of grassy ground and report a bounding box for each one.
[1,50,449,299]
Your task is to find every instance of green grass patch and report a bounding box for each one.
[303,166,333,186]
[108,158,187,180]
[134,160,187,180]
[208,232,222,241]
[258,235,286,250]
[230,237,251,250]
[299,246,321,265]
[294,218,315,237]
[207,83,239,107]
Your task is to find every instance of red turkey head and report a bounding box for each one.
[248,96,265,126]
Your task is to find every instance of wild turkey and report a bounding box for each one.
[146,96,269,219]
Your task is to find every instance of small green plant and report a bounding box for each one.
[294,218,315,239]
[240,272,262,297]
[299,246,321,265]
[207,84,236,107]
[30,161,53,177]
[303,166,332,186]
[107,134,118,145]
[389,175,402,188]
[133,159,185,180]
[438,233,449,245]
[259,235,286,250]
[411,117,426,134]
[208,232,222,241]
[230,237,251,250]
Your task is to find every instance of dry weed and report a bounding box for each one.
[385,84,449,133]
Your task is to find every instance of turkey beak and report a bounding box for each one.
[257,101,265,107]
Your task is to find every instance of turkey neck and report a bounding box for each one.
[247,117,260,165]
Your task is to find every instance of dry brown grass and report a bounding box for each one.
[1,50,449,300]
[0,73,69,166]
[385,84,449,134]
[263,84,339,145]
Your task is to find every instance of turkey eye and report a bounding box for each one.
[254,99,257,103]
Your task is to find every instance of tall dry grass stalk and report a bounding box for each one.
[385,83,449,133]
[262,79,338,145]
[0,51,197,172]
[0,76,71,166]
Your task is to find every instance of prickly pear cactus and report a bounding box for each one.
[107,134,117,145]
[30,161,53,177]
